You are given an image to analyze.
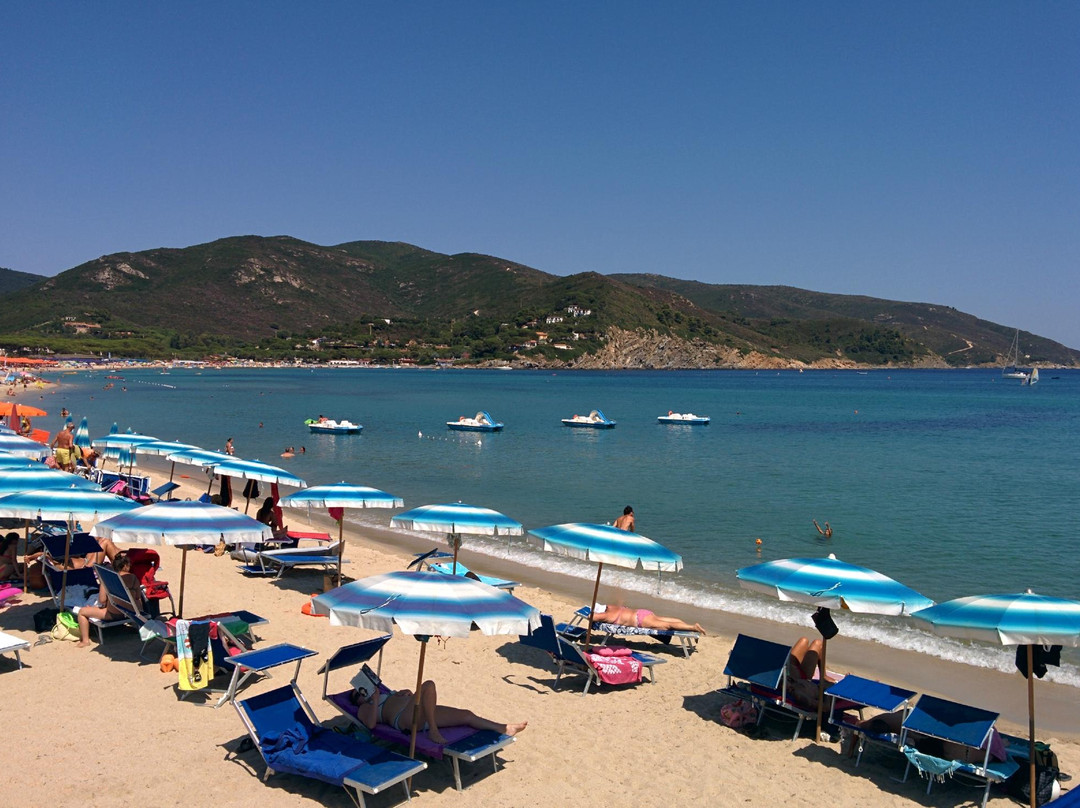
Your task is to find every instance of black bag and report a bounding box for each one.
[1008,763,1059,806]
[34,606,60,633]
[812,607,839,640]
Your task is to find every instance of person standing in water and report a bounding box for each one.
[813,519,832,538]
[614,505,635,532]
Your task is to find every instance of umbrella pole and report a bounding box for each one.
[450,532,460,575]
[21,520,29,598]
[177,547,188,618]
[584,562,604,652]
[168,461,176,483]
[59,520,73,611]
[815,637,828,742]
[408,638,428,762]
[1028,644,1037,808]
[335,518,344,588]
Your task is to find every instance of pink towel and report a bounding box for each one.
[585,651,642,684]
[591,646,632,656]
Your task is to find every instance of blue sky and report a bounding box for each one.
[3,3,1078,348]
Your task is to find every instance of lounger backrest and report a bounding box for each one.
[239,684,319,742]
[902,694,997,750]
[723,634,789,691]
[264,541,341,559]
[39,532,102,560]
[94,563,147,621]
[319,635,392,676]
[519,613,560,655]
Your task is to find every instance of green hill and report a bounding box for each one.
[0,237,1075,367]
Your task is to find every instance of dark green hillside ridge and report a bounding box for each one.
[0,236,1074,366]
[614,274,1080,366]
[0,266,46,295]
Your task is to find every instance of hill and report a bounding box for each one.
[0,266,46,295]
[0,237,1075,368]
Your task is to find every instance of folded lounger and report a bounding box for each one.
[426,561,519,594]
[519,613,665,695]
[240,541,344,579]
[721,633,853,741]
[229,643,426,808]
[556,606,701,658]
[825,674,918,765]
[320,635,515,792]
[899,693,1019,808]
[0,630,29,669]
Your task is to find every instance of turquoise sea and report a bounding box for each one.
[45,366,1080,682]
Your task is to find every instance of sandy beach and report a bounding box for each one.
[2,455,1078,808]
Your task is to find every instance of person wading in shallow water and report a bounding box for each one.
[614,505,635,532]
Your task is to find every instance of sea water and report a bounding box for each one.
[47,366,1080,682]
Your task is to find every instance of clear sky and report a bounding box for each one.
[3,3,1078,348]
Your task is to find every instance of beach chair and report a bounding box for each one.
[425,560,519,594]
[150,481,181,502]
[320,636,516,791]
[899,694,1019,808]
[825,674,917,766]
[126,548,175,618]
[720,633,851,741]
[239,541,344,580]
[519,613,665,695]
[0,630,30,669]
[556,606,701,658]
[95,470,152,501]
[229,643,426,808]
[37,534,131,643]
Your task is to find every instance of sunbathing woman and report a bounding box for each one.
[349,679,527,744]
[786,636,841,709]
[592,603,705,634]
[76,551,144,647]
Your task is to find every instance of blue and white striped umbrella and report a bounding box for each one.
[313,570,540,758]
[165,447,233,467]
[391,502,523,575]
[736,554,934,616]
[0,468,100,494]
[92,433,159,450]
[912,591,1080,647]
[136,440,200,457]
[282,482,404,586]
[282,482,404,511]
[0,434,48,459]
[913,591,1080,808]
[0,488,140,609]
[92,500,273,616]
[737,553,933,740]
[313,569,540,638]
[206,457,306,488]
[73,417,91,450]
[0,488,139,522]
[529,522,683,651]
[0,452,39,469]
[529,522,683,573]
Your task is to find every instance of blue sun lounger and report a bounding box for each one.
[240,541,344,579]
[229,643,426,808]
[556,606,701,657]
[519,614,665,695]
[721,633,851,741]
[426,561,519,594]
[825,674,917,765]
[899,694,1019,808]
[319,636,517,791]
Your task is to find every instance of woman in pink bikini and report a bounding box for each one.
[592,603,705,634]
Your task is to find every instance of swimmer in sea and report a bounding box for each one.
[813,520,832,538]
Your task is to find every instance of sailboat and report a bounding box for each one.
[1001,330,1029,379]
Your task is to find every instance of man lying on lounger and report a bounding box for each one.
[349,678,527,744]
[592,603,706,635]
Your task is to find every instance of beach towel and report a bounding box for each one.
[175,619,214,691]
[584,649,642,685]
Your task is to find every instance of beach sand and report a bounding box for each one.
[2,461,1078,808]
